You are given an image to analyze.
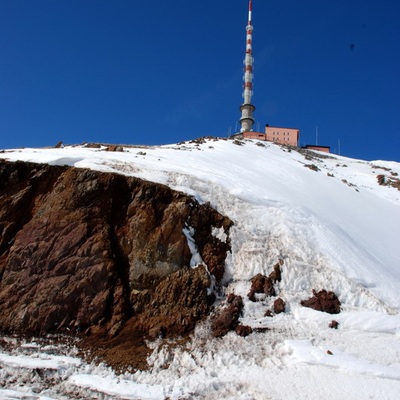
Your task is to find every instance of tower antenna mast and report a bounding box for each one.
[239,0,255,132]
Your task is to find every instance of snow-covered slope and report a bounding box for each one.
[1,138,400,399]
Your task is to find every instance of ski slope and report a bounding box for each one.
[1,138,400,399]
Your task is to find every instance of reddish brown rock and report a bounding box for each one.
[211,294,244,337]
[263,277,276,297]
[329,320,339,329]
[133,265,213,336]
[264,309,273,317]
[269,260,283,283]
[273,298,286,314]
[235,324,253,337]
[300,289,341,314]
[106,145,124,152]
[0,160,232,368]
[227,292,237,304]
[249,274,266,295]
[248,274,276,301]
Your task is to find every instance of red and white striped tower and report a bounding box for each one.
[239,0,255,132]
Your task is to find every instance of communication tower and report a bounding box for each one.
[239,0,255,132]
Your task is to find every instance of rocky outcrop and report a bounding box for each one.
[0,160,232,367]
[300,289,341,314]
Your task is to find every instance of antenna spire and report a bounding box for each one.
[239,0,255,132]
[248,0,253,25]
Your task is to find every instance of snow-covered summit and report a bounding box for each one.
[1,137,400,399]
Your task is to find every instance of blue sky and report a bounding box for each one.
[1,0,399,161]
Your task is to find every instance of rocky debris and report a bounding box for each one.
[377,174,386,185]
[269,260,283,283]
[83,143,101,148]
[211,294,244,338]
[211,261,285,339]
[377,174,400,191]
[189,137,219,145]
[273,298,286,314]
[329,320,339,329]
[248,261,283,302]
[304,164,320,172]
[264,309,273,317]
[235,324,253,337]
[0,160,232,370]
[253,327,270,333]
[248,274,276,301]
[372,165,391,172]
[297,147,334,161]
[106,145,124,152]
[300,289,341,314]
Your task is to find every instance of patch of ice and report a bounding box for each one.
[182,226,203,267]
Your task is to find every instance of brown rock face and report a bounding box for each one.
[133,264,213,336]
[0,161,232,345]
[300,289,341,314]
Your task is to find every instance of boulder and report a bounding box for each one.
[269,260,283,283]
[211,294,244,337]
[300,289,341,314]
[235,324,253,337]
[248,274,276,301]
[329,320,339,329]
[273,298,286,314]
